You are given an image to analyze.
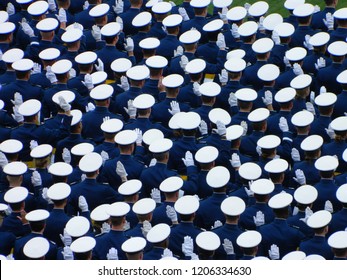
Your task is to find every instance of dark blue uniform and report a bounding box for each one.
[328,208,347,237]
[151,201,176,226]
[0,212,31,237]
[93,230,128,260]
[333,90,347,119]
[0,231,16,256]
[316,63,344,95]
[181,16,208,44]
[94,142,120,160]
[177,82,202,109]
[0,70,17,85]
[156,34,181,61]
[239,202,275,231]
[119,8,141,36]
[44,208,71,248]
[312,179,341,213]
[311,7,336,31]
[287,211,315,239]
[290,26,316,48]
[299,235,334,260]
[321,141,347,174]
[241,61,268,92]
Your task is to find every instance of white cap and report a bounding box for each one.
[227,49,246,60]
[4,186,28,203]
[27,1,48,16]
[149,138,173,153]
[168,112,186,130]
[139,37,160,49]
[17,0,34,4]
[314,155,339,171]
[114,130,137,145]
[70,236,96,253]
[307,210,332,229]
[196,231,220,251]
[146,223,171,243]
[203,19,224,32]
[100,118,123,134]
[264,158,289,174]
[2,48,24,64]
[162,14,183,27]
[224,58,246,72]
[23,237,49,259]
[294,185,318,205]
[179,30,201,44]
[252,37,274,54]
[152,2,172,14]
[304,254,326,260]
[90,84,113,100]
[177,112,201,130]
[213,0,233,8]
[18,99,41,116]
[236,231,262,248]
[300,135,324,151]
[235,88,257,102]
[185,59,206,74]
[30,144,53,159]
[309,32,330,47]
[51,59,72,74]
[91,71,107,85]
[285,47,307,61]
[293,3,314,17]
[248,1,269,17]
[126,65,150,80]
[118,180,142,196]
[48,162,73,177]
[142,129,164,146]
[238,21,258,37]
[36,18,59,32]
[145,0,159,8]
[79,152,102,172]
[0,11,9,24]
[274,22,295,37]
[257,135,281,149]
[0,203,8,212]
[162,74,184,88]
[89,3,110,17]
[257,64,280,81]
[209,108,231,125]
[238,162,262,180]
[291,110,314,127]
[195,146,218,163]
[107,202,130,217]
[328,41,347,56]
[122,237,147,253]
[12,58,33,72]
[268,192,293,209]
[282,251,306,260]
[25,209,49,222]
[0,100,3,110]
[0,139,23,154]
[145,55,168,69]
[226,125,244,141]
[174,195,199,215]
[334,8,347,20]
[344,148,347,163]
[284,0,305,10]
[227,6,247,21]
[330,116,347,131]
[132,11,152,27]
[190,0,211,8]
[65,23,83,32]
[314,92,337,107]
[221,196,246,216]
[206,166,230,188]
[111,58,132,73]
[250,178,275,195]
[263,13,283,31]
[65,216,90,237]
[52,90,75,105]
[101,22,121,37]
[337,70,347,84]
[3,161,27,176]
[328,231,347,249]
[275,87,296,103]
[71,143,94,156]
[39,48,60,61]
[159,176,183,192]
[133,198,156,215]
[199,82,221,97]
[61,28,83,43]
[252,256,270,260]
[336,184,347,203]
[248,108,270,123]
[75,51,97,64]
[47,183,71,200]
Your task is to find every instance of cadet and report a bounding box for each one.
[223,6,246,50]
[311,0,337,31]
[147,2,171,40]
[48,162,73,185]
[22,236,51,260]
[90,204,111,236]
[0,48,24,86]
[329,8,347,43]
[143,223,171,260]
[75,0,106,31]
[171,0,195,20]
[333,70,347,119]
[70,236,96,260]
[195,231,221,260]
[237,21,258,65]
[328,231,347,260]
[131,11,152,63]
[0,204,16,256]
[118,0,142,37]
[236,230,262,260]
[68,142,94,184]
[329,184,347,236]
[283,0,304,28]
[121,236,147,260]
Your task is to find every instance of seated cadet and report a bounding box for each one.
[328,231,347,260]
[22,236,52,260]
[264,159,293,196]
[300,210,334,260]
[147,2,171,40]
[0,48,24,86]
[328,184,347,236]
[333,70,347,119]
[70,236,96,260]
[236,230,262,260]
[143,223,171,260]
[258,193,305,259]
[328,8,347,43]
[121,237,147,260]
[195,231,221,260]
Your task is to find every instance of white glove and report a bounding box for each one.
[325,124,336,140]
[262,90,273,106]
[228,92,238,107]
[244,2,251,13]
[303,35,313,51]
[150,188,161,204]
[293,63,304,76]
[231,23,240,39]
[292,206,299,216]
[119,76,129,91]
[314,5,321,13]
[30,140,38,151]
[107,248,119,260]
[291,148,301,162]
[179,55,188,72]
[123,220,130,231]
[272,30,280,45]
[244,185,254,198]
[141,220,152,238]
[83,1,89,10]
[60,229,72,247]
[31,171,42,187]
[124,38,134,52]
[182,151,195,167]
[300,206,313,223]
[0,152,8,168]
[123,99,137,118]
[101,222,111,234]
[178,7,190,21]
[101,151,109,166]
[253,211,265,227]
[69,68,76,79]
[168,100,180,115]
[324,200,334,213]
[58,96,71,112]
[218,7,228,22]
[174,45,184,57]
[20,19,35,37]
[315,57,326,70]
[62,148,71,164]
[45,66,58,84]
[213,120,227,136]
[81,174,86,182]
[78,195,89,212]
[219,69,228,84]
[279,117,289,132]
[95,58,104,72]
[310,91,315,104]
[103,116,110,123]
[166,205,178,223]
[211,220,223,229]
[191,253,199,260]
[256,145,262,157]
[198,120,208,136]
[113,0,124,15]
[149,158,157,167]
[91,25,101,41]
[134,128,143,145]
[169,1,176,7]
[82,73,94,90]
[258,16,265,32]
[323,13,334,30]
[56,8,67,23]
[11,105,24,123]
[283,56,291,68]
[31,63,42,75]
[306,102,316,115]
[320,86,327,95]
[216,33,226,49]
[62,246,74,260]
[6,3,15,16]
[116,16,123,31]
[293,169,306,185]
[42,187,53,204]
[182,236,194,257]
[161,248,173,258]
[48,0,57,12]
[223,238,235,255]
[230,153,241,168]
[116,161,128,179]
[268,244,280,260]
[192,82,201,96]
[240,121,248,136]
